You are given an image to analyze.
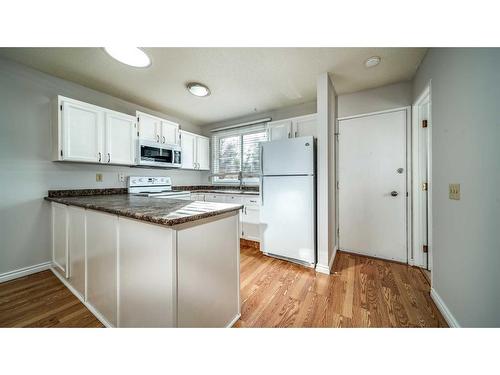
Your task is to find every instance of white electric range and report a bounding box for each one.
[127,176,191,200]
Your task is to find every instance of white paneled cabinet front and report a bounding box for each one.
[180,130,210,170]
[267,114,317,141]
[52,203,68,278]
[104,112,137,165]
[67,206,86,299]
[118,217,176,327]
[61,100,102,162]
[267,119,292,141]
[86,210,118,327]
[53,96,137,165]
[137,111,180,145]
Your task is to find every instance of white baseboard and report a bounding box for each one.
[226,313,241,328]
[315,246,338,275]
[50,267,113,328]
[0,261,52,284]
[430,288,460,328]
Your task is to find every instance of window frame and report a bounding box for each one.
[211,125,268,185]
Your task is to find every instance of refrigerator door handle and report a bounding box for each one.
[260,177,264,206]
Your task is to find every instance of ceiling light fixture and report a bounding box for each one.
[186,82,211,97]
[103,47,151,68]
[365,56,381,68]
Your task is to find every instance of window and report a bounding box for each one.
[211,124,268,184]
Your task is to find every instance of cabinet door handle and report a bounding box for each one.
[287,132,291,138]
[156,134,160,142]
[294,131,298,137]
[107,153,111,163]
[98,152,101,162]
[162,136,166,143]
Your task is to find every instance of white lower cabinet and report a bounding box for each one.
[67,206,86,299]
[118,217,176,327]
[50,202,240,328]
[177,213,240,327]
[86,210,118,327]
[52,203,68,277]
[202,193,261,243]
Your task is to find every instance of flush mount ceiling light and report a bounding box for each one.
[103,47,151,68]
[365,56,381,68]
[186,82,211,97]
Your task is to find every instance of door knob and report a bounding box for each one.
[390,191,398,197]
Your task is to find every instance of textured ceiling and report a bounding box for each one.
[0,47,426,125]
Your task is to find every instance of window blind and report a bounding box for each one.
[211,123,268,184]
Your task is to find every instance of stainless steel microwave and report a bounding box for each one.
[136,140,182,168]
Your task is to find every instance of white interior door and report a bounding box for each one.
[339,109,407,263]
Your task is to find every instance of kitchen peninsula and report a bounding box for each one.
[45,190,242,328]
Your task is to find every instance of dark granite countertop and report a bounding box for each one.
[173,185,259,196]
[189,189,260,196]
[45,194,243,227]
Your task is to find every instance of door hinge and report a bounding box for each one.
[422,182,428,191]
[422,120,428,128]
[423,245,428,253]
[336,181,339,189]
[60,104,63,111]
[60,149,63,157]
[137,116,140,122]
[137,131,139,137]
[337,228,340,236]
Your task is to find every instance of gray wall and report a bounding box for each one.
[338,81,412,118]
[0,57,206,275]
[201,100,317,136]
[413,48,500,327]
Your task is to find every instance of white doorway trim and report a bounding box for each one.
[336,106,412,264]
[412,81,433,270]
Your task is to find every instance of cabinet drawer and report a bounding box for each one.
[225,195,243,204]
[242,196,260,207]
[204,194,226,203]
[190,193,205,201]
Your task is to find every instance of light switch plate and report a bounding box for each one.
[449,183,460,200]
[96,173,103,182]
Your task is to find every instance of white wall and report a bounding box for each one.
[413,48,500,327]
[0,57,206,276]
[316,73,337,273]
[338,81,412,118]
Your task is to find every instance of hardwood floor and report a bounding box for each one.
[234,244,447,328]
[0,242,446,328]
[0,271,103,328]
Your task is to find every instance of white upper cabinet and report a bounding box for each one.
[104,111,137,165]
[137,111,180,146]
[137,111,160,143]
[267,114,317,141]
[60,100,103,162]
[293,114,317,139]
[267,119,292,141]
[180,130,196,169]
[53,96,137,166]
[180,130,210,170]
[196,136,210,170]
[161,120,180,145]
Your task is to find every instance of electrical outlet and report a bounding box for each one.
[449,183,460,200]
[118,172,125,182]
[96,173,103,182]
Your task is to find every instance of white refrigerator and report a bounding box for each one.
[260,136,316,266]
